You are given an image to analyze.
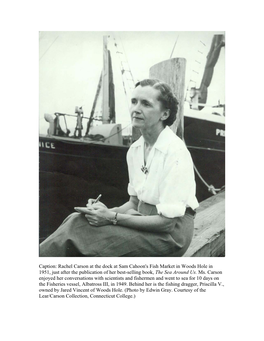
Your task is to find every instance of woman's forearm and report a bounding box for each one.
[106,195,175,233]
[111,212,176,233]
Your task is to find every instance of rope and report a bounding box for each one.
[182,138,223,195]
[193,162,224,195]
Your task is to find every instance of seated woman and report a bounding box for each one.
[39,79,199,257]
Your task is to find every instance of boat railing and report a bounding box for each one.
[44,110,132,146]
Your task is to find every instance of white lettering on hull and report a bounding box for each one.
[216,129,225,137]
[39,141,55,149]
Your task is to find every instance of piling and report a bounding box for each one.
[149,58,186,139]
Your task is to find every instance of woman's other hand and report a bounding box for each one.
[84,207,114,227]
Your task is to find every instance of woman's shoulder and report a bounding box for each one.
[160,127,187,154]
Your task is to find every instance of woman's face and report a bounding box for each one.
[130,85,167,130]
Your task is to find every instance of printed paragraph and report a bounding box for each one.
[39,263,224,299]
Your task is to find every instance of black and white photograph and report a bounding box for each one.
[39,31,225,257]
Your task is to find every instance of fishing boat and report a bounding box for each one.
[39,34,225,243]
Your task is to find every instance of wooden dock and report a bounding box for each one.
[184,190,225,257]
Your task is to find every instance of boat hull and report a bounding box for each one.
[39,137,129,242]
[184,114,225,200]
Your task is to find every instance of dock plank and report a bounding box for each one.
[184,191,225,257]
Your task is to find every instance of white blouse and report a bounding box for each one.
[127,126,199,218]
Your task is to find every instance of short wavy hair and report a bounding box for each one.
[135,79,179,127]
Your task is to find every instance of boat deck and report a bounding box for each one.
[184,190,225,257]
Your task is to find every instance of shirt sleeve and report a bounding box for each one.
[156,146,197,218]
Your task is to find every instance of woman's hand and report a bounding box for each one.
[86,198,107,209]
[84,206,114,227]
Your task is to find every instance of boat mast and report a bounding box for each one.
[100,35,116,124]
[86,35,116,134]
[102,36,110,124]
[85,73,102,135]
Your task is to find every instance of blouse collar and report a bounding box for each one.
[131,126,181,154]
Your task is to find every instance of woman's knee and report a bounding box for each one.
[61,212,82,224]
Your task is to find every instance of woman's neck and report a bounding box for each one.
[141,125,165,147]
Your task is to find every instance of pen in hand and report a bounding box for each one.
[93,194,102,204]
[74,194,103,214]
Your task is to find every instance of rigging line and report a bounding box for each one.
[39,36,59,61]
[184,39,207,101]
[182,138,222,194]
[117,34,135,85]
[112,35,133,111]
[103,122,132,140]
[170,35,179,59]
[193,162,222,194]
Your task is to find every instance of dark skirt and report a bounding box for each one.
[39,202,195,257]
